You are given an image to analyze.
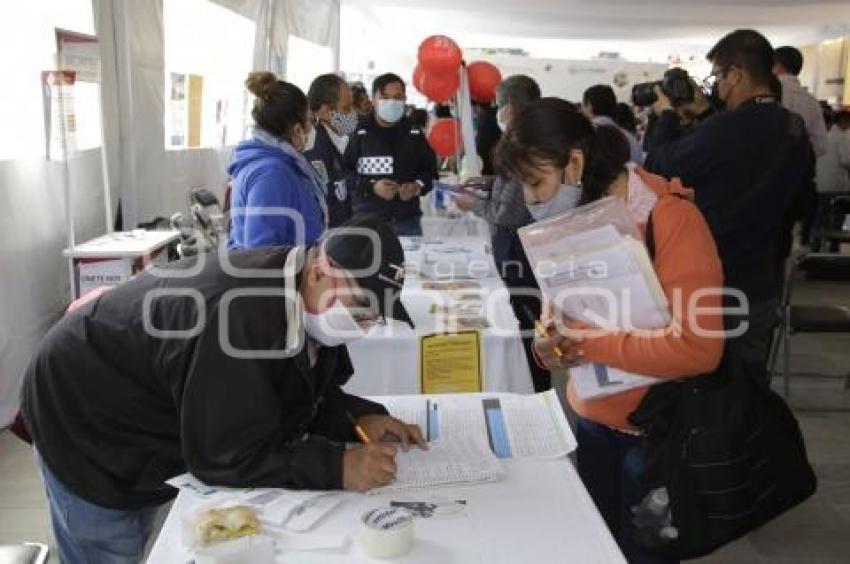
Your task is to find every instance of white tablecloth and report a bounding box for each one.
[147,460,625,564]
[344,236,533,396]
[421,213,490,238]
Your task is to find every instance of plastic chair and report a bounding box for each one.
[768,253,850,404]
[812,195,850,252]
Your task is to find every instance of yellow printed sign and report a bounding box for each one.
[420,331,482,394]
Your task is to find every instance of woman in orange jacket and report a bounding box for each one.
[496,98,725,564]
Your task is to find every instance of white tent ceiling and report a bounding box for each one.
[346,0,850,48]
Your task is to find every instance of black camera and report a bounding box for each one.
[632,68,695,108]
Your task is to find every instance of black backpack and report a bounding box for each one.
[628,211,817,560]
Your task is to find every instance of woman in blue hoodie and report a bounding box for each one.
[228,72,327,249]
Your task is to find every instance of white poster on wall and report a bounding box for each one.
[41,70,77,161]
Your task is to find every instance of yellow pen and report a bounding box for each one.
[534,319,564,359]
[347,411,372,444]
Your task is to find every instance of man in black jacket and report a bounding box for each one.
[344,73,437,237]
[645,29,811,368]
[23,216,424,563]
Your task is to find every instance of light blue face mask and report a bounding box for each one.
[376,99,406,124]
[526,183,582,221]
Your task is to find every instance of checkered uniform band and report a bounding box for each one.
[357,156,394,176]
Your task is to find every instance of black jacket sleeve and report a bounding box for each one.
[644,110,715,183]
[308,348,389,442]
[343,132,379,199]
[180,305,345,491]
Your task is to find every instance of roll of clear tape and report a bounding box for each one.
[356,507,415,559]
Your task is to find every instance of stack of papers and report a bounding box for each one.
[518,197,670,399]
[166,474,343,532]
[369,437,504,494]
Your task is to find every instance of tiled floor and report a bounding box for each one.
[1,273,848,563]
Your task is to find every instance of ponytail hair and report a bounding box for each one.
[245,71,308,141]
[578,124,631,205]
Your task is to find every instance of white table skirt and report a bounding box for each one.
[344,236,533,396]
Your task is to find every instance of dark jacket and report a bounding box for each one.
[343,114,437,221]
[22,247,386,510]
[303,124,353,227]
[644,97,811,303]
[227,139,326,249]
[475,105,502,176]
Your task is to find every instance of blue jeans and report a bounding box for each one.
[37,454,160,564]
[392,216,423,237]
[576,418,678,564]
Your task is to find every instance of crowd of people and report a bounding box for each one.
[19,26,849,564]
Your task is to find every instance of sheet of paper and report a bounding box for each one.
[374,391,577,460]
[499,390,576,459]
[541,237,669,331]
[379,395,429,433]
[369,436,504,494]
[570,362,660,400]
[238,489,339,527]
[419,332,483,394]
[433,396,488,442]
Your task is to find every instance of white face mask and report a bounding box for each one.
[376,99,406,124]
[329,110,359,137]
[303,298,366,347]
[526,184,582,222]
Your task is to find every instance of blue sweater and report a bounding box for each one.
[227,140,325,249]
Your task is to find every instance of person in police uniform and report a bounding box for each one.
[343,73,437,237]
[304,74,358,227]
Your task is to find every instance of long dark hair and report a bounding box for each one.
[245,71,308,141]
[494,98,629,204]
[578,124,631,205]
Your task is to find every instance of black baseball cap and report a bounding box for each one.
[322,215,413,327]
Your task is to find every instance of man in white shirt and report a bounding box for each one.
[774,46,829,246]
[774,46,828,157]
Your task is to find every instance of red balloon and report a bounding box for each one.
[418,35,463,75]
[467,61,503,103]
[412,65,426,92]
[428,118,462,158]
[415,68,460,103]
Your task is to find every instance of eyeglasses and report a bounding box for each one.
[702,66,730,92]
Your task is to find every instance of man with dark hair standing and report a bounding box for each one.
[582,84,643,163]
[343,73,437,237]
[774,46,828,157]
[774,46,829,245]
[646,29,811,368]
[456,74,541,260]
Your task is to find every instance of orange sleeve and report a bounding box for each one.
[577,196,725,378]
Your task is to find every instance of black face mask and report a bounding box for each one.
[709,82,727,112]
